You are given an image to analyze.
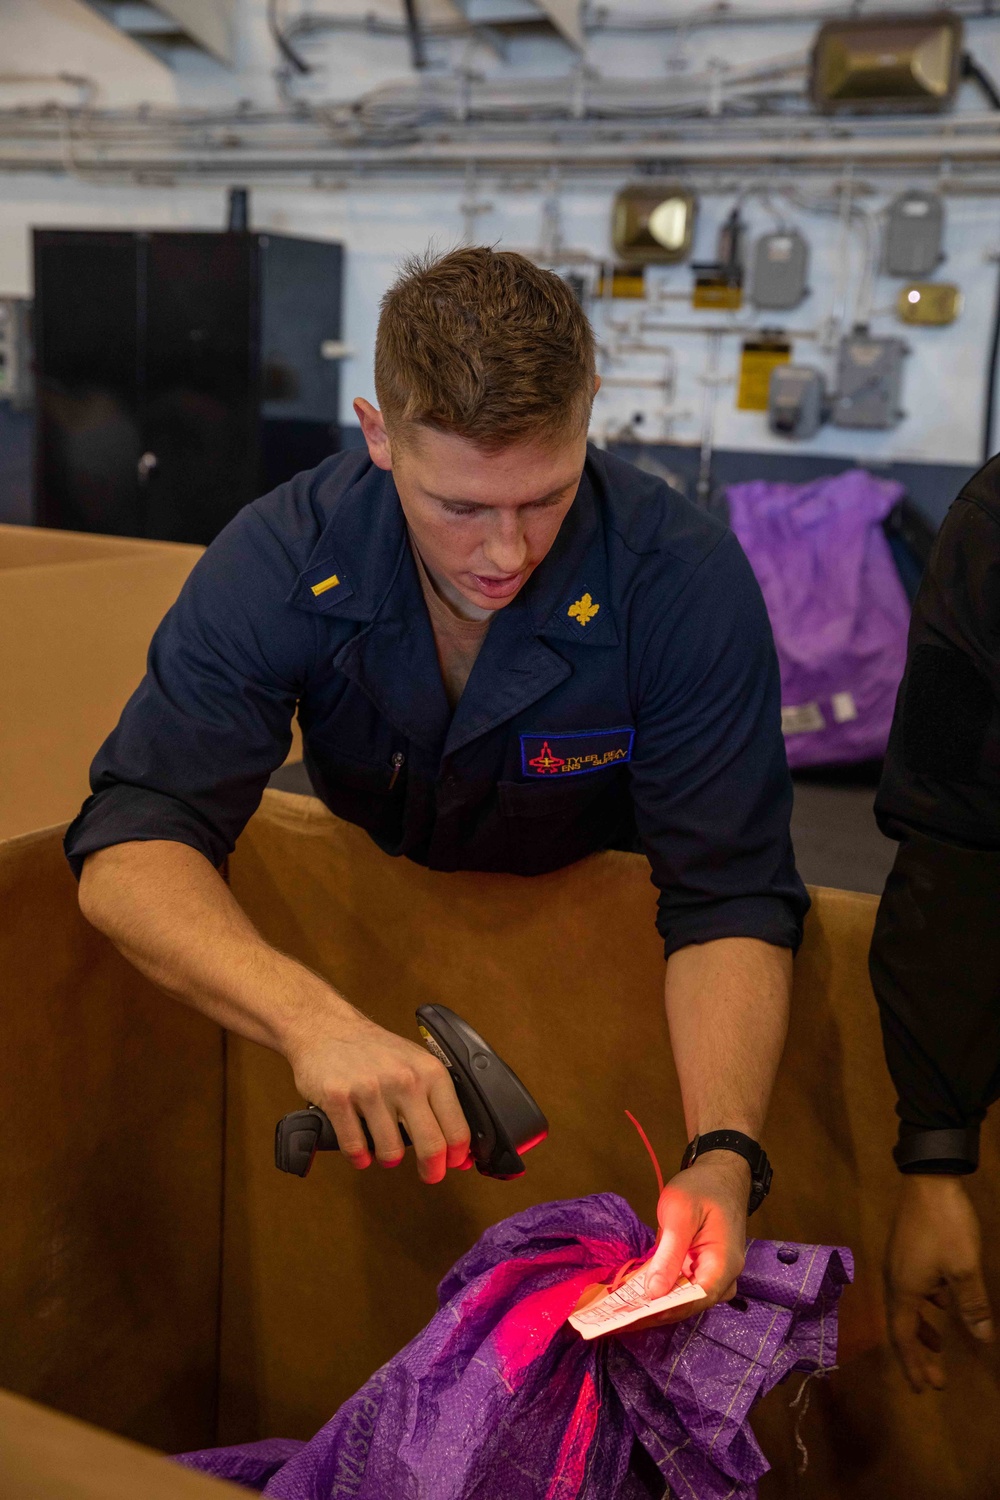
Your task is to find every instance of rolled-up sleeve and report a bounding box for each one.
[628,530,809,958]
[64,504,317,877]
[871,485,1000,1172]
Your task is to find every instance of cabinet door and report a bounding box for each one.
[141,234,259,545]
[33,232,143,535]
[259,234,342,494]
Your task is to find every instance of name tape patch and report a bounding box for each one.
[520,726,635,778]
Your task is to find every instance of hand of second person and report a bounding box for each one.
[285,1005,472,1184]
[632,1154,750,1329]
[886,1174,994,1392]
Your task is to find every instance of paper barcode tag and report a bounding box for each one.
[781,701,826,735]
[568,1266,706,1340]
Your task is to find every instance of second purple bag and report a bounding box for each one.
[177,1193,852,1500]
[726,469,911,769]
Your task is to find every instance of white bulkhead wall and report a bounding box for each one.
[1,0,999,467]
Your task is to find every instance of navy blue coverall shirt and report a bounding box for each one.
[65,446,808,958]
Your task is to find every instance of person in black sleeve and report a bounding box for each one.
[871,454,1000,1391]
[69,247,808,1324]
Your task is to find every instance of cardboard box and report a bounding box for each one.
[2,793,999,1496]
[0,525,301,843]
[0,1390,245,1500]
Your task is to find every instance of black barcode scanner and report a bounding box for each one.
[274,1004,548,1181]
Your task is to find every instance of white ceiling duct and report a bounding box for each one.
[150,0,236,63]
[455,0,583,50]
[86,1,236,65]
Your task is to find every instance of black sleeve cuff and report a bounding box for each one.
[64,784,232,879]
[894,1123,980,1175]
[658,893,806,961]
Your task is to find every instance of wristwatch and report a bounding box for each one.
[680,1130,773,1215]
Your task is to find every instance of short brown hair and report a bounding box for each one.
[374,246,596,449]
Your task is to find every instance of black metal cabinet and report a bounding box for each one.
[33,229,343,544]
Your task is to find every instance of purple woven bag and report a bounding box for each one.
[727,469,911,768]
[177,1193,851,1500]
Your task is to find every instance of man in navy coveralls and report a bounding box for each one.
[68,247,808,1323]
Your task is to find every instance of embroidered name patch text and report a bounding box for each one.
[521,727,635,778]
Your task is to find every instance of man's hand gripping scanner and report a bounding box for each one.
[274,1004,548,1182]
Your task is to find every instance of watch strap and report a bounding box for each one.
[681,1129,773,1215]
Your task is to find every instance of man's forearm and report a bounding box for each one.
[643,936,791,1311]
[79,839,353,1056]
[79,840,471,1180]
[664,936,792,1141]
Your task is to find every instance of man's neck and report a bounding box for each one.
[408,534,494,623]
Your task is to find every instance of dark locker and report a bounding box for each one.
[33,228,343,545]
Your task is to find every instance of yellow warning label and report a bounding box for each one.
[692,279,743,311]
[737,342,792,411]
[596,268,646,299]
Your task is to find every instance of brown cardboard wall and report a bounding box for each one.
[0,524,301,844]
[0,524,174,570]
[5,792,1000,1496]
[220,791,1000,1500]
[0,1390,247,1500]
[0,526,202,842]
[0,824,225,1453]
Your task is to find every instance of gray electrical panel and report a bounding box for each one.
[884,191,945,277]
[768,364,826,438]
[0,297,31,407]
[751,229,810,309]
[832,331,908,429]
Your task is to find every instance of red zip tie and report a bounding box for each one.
[624,1110,665,1198]
[580,1114,668,1305]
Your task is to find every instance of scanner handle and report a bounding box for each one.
[274,1105,413,1177]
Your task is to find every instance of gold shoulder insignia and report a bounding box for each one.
[568,592,600,627]
[310,573,340,597]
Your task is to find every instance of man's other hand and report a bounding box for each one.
[886,1174,994,1392]
[286,1010,472,1184]
[633,1154,749,1328]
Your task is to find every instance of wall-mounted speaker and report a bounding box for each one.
[612,184,698,266]
[810,12,963,114]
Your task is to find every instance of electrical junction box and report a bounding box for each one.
[897,280,962,325]
[737,335,791,410]
[832,331,908,429]
[751,230,810,310]
[560,271,589,305]
[768,364,826,439]
[884,191,945,277]
[0,298,31,407]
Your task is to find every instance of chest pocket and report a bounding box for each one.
[497,771,619,820]
[321,746,399,793]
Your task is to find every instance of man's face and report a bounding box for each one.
[354,398,587,618]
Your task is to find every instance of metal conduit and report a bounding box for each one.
[281,0,1000,40]
[5,127,1000,176]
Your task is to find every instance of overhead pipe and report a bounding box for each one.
[6,126,1000,175]
[282,0,1000,40]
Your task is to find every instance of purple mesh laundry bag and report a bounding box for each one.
[726,469,911,768]
[177,1193,852,1500]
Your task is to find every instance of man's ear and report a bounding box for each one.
[354,398,393,471]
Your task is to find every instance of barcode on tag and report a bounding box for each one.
[781,702,826,735]
[568,1266,706,1340]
